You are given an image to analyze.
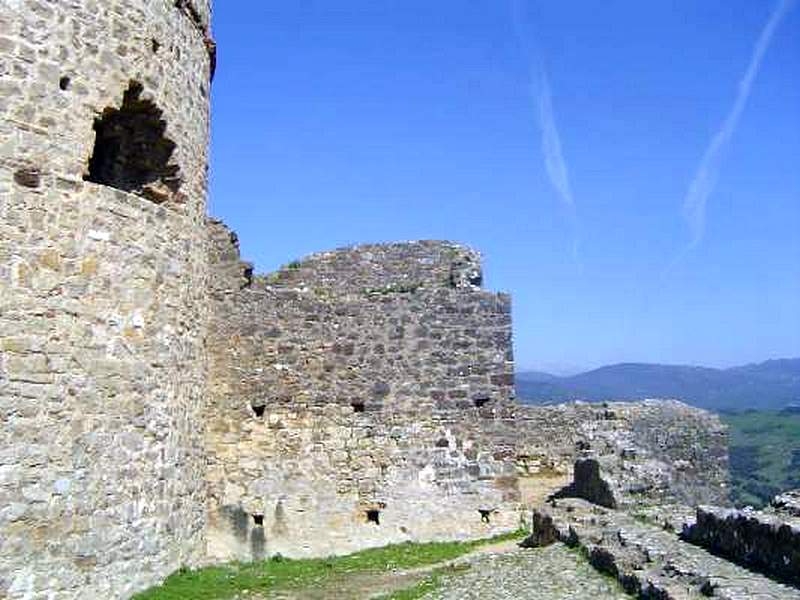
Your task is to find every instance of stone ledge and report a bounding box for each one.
[681,505,800,587]
[525,499,800,600]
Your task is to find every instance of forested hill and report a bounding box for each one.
[516,359,800,411]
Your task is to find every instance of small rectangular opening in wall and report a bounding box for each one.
[473,397,490,408]
[351,401,365,413]
[251,403,266,418]
[252,514,264,526]
[479,509,492,524]
[366,510,380,525]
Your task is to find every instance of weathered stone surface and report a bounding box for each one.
[519,510,558,548]
[681,505,800,587]
[0,1,213,598]
[204,226,730,561]
[424,544,629,600]
[206,235,521,560]
[551,458,618,508]
[0,1,736,597]
[537,499,800,600]
[772,488,800,517]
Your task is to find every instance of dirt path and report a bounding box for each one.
[242,539,522,600]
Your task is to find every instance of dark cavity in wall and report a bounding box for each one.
[14,168,41,188]
[84,81,181,203]
[174,0,206,34]
[351,401,365,413]
[59,76,70,91]
[251,402,266,417]
[479,509,492,524]
[366,510,380,525]
[242,265,254,288]
[252,514,264,526]
[473,396,490,408]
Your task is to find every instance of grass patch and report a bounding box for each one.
[133,529,526,600]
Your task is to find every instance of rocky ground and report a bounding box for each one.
[422,544,628,600]
[530,498,800,600]
[238,541,630,599]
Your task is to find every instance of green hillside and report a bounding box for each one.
[721,410,800,508]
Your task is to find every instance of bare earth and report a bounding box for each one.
[242,541,629,600]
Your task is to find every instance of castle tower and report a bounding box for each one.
[0,2,214,597]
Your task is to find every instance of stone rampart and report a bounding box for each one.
[204,226,728,562]
[262,240,484,293]
[0,1,213,598]
[206,229,517,559]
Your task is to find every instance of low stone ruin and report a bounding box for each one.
[772,489,800,518]
[525,498,800,599]
[550,458,618,508]
[682,505,800,587]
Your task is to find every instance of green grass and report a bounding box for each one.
[722,410,800,508]
[133,529,526,600]
[376,577,440,600]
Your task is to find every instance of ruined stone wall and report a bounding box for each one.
[265,240,484,293]
[0,1,213,598]
[206,230,518,560]
[205,228,728,562]
[0,0,736,595]
[512,400,728,508]
[682,506,800,587]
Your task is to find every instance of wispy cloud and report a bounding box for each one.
[511,1,581,266]
[538,72,576,213]
[681,0,795,249]
[538,69,581,264]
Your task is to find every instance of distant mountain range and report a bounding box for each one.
[516,359,800,411]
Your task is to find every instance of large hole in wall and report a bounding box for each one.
[479,509,492,524]
[84,81,181,203]
[351,401,365,413]
[366,510,380,525]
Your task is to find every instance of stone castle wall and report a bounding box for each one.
[205,226,518,559]
[1,2,734,596]
[0,1,213,598]
[203,225,728,562]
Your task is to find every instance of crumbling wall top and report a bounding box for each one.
[261,240,484,293]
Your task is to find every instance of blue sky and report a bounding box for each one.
[209,1,799,373]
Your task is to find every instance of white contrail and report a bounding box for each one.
[682,0,795,249]
[538,71,575,214]
[537,69,581,263]
[511,0,581,266]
